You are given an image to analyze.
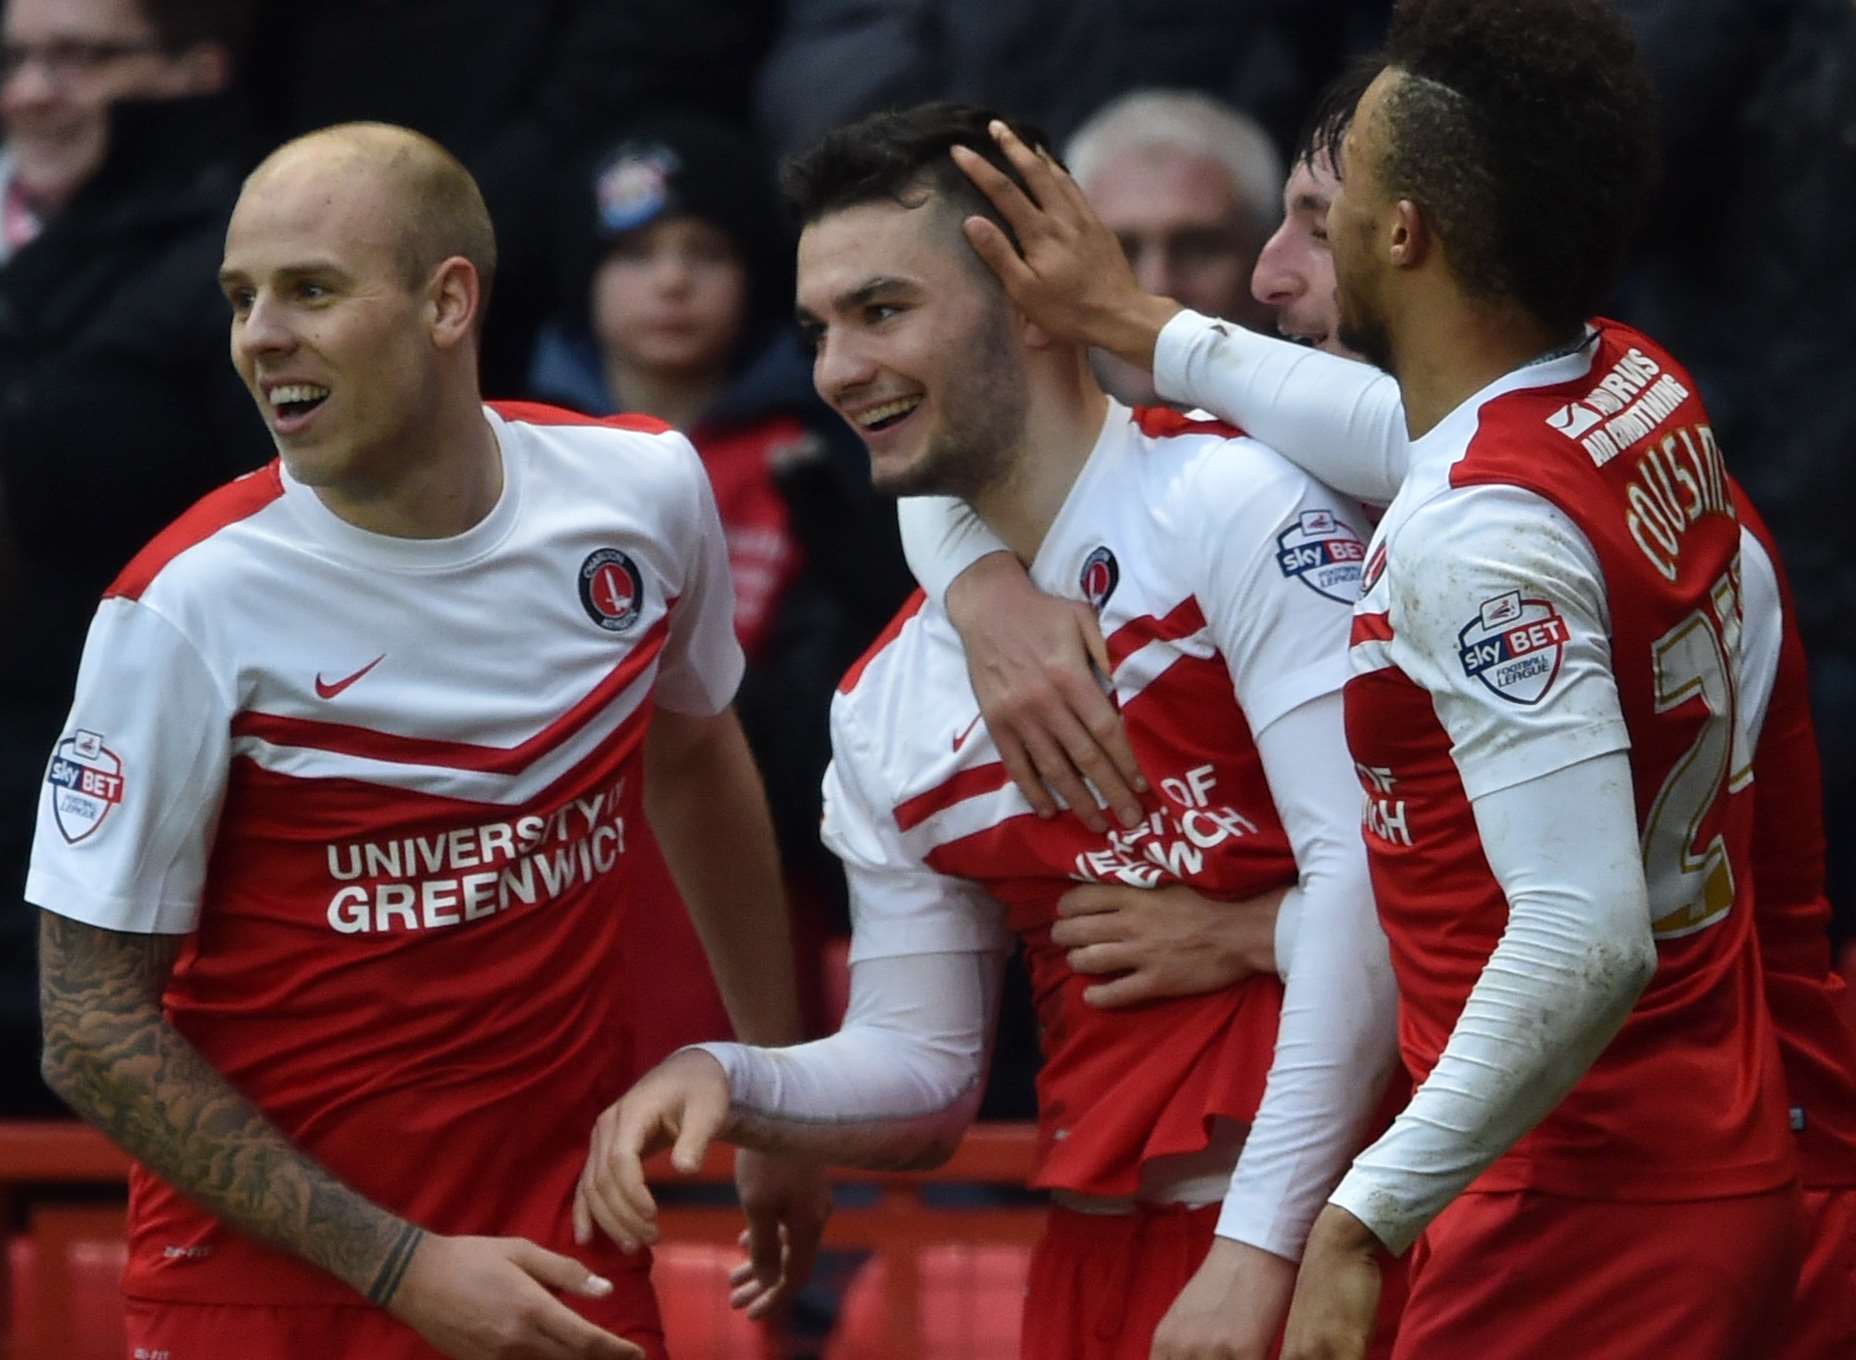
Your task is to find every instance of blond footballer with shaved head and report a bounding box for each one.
[30,123,828,1360]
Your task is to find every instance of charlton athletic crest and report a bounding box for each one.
[46,729,125,844]
[1457,590,1571,704]
[1080,546,1120,612]
[579,548,644,633]
[1276,509,1366,602]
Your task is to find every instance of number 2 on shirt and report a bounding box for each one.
[1642,565,1751,939]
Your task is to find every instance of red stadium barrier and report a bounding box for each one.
[651,1241,784,1359]
[826,1244,1033,1360]
[0,1120,1044,1359]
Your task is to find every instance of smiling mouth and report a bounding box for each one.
[269,383,330,423]
[856,396,922,432]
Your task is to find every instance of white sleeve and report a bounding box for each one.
[653,435,746,715]
[1387,487,1630,798]
[1329,749,1656,1253]
[819,694,1014,962]
[695,947,1006,1166]
[1153,309,1411,506]
[1215,691,1399,1260]
[895,495,1012,608]
[1735,526,1781,747]
[1192,444,1366,733]
[24,598,232,934]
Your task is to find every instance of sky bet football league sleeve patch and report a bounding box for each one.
[1275,508,1366,602]
[1457,590,1571,704]
[46,728,125,843]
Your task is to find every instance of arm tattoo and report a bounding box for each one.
[36,910,424,1301]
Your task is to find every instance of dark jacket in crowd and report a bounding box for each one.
[754,0,1391,160]
[0,93,270,1110]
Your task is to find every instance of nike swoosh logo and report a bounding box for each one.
[315,654,386,699]
[951,713,983,752]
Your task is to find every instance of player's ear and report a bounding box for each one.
[428,257,480,349]
[1020,315,1055,350]
[1389,199,1429,271]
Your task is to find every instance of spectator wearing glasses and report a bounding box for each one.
[0,0,266,1114]
[0,0,236,251]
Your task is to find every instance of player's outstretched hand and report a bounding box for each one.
[726,1149,833,1318]
[945,552,1147,833]
[1279,1206,1383,1360]
[574,1049,729,1254]
[1054,882,1287,1009]
[1151,1237,1295,1360]
[949,119,1183,371]
[387,1232,645,1359]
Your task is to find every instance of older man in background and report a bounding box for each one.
[1062,89,1280,403]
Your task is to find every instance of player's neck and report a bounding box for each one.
[1393,294,1574,440]
[313,394,504,540]
[971,367,1109,566]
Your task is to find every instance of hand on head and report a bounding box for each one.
[948,122,1184,373]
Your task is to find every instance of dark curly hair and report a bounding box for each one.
[1367,0,1660,333]
[781,102,1058,266]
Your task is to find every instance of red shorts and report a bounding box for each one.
[1775,1186,1856,1360]
[1392,1186,1804,1360]
[1022,1204,1402,1360]
[123,1253,666,1360]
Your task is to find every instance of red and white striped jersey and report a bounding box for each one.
[1344,319,1794,1201]
[26,402,742,1304]
[824,402,1370,1199]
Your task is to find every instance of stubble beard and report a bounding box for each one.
[1336,286,1396,376]
[874,301,1028,504]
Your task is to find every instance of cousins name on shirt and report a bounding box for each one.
[322,780,631,934]
[1620,423,1735,583]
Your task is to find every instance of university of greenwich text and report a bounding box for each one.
[323,782,629,934]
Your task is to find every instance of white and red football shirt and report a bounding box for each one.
[1343,319,1794,1201]
[26,402,742,1305]
[825,402,1369,1200]
[1152,306,1856,1194]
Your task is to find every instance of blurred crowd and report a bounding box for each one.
[1,0,1850,1116]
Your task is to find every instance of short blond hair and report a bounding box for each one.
[250,122,498,312]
